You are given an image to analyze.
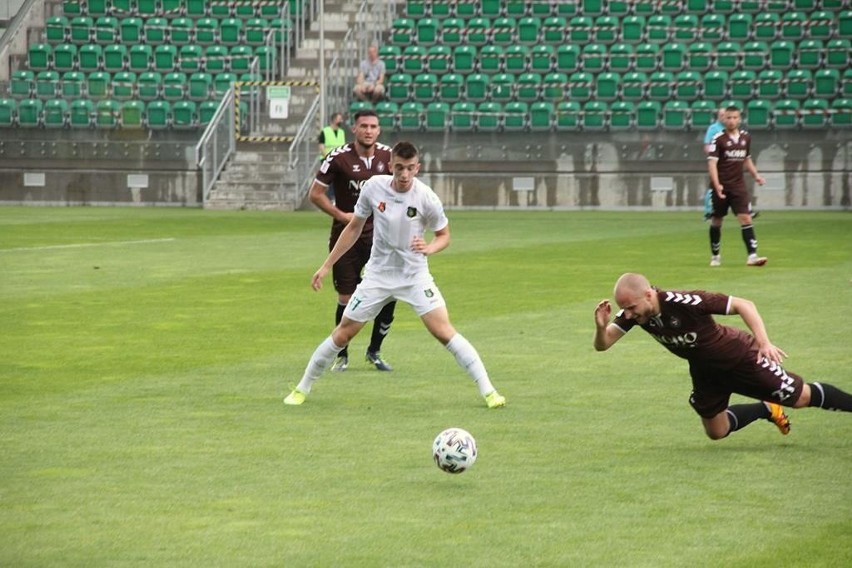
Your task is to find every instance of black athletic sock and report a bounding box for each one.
[710,225,721,256]
[368,301,396,354]
[335,302,348,358]
[808,382,852,412]
[741,224,758,255]
[726,403,771,435]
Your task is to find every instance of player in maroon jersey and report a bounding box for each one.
[594,273,852,440]
[308,110,395,372]
[707,106,767,267]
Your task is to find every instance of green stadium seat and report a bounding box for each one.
[797,40,824,71]
[9,70,33,98]
[427,45,451,75]
[594,72,620,101]
[686,0,710,13]
[349,100,373,115]
[770,41,795,70]
[530,45,555,73]
[185,0,207,18]
[430,1,453,19]
[143,17,168,46]
[609,100,634,130]
[808,11,835,41]
[811,69,838,98]
[95,16,119,44]
[78,44,102,74]
[87,71,111,99]
[69,98,93,128]
[53,43,78,73]
[582,0,605,16]
[830,98,852,128]
[163,72,187,101]
[492,17,517,47]
[198,99,218,127]
[173,100,198,129]
[100,44,125,73]
[153,44,177,73]
[774,99,800,129]
[727,13,752,42]
[621,15,645,43]
[46,16,70,44]
[675,70,701,101]
[62,0,82,17]
[686,43,712,72]
[785,69,811,100]
[378,45,401,75]
[556,2,577,17]
[542,72,567,102]
[221,18,244,47]
[119,17,142,44]
[826,39,849,69]
[127,44,151,73]
[476,101,500,132]
[438,73,463,103]
[581,43,606,73]
[699,14,725,42]
[43,99,68,128]
[663,100,689,130]
[567,71,592,101]
[405,1,426,18]
[209,1,231,18]
[189,72,213,102]
[387,73,412,103]
[703,71,728,99]
[555,100,580,130]
[490,73,514,103]
[18,98,43,127]
[179,45,203,73]
[439,17,463,47]
[466,18,491,48]
[95,99,119,128]
[506,0,527,17]
[70,16,93,44]
[138,71,162,101]
[529,101,554,131]
[754,13,779,41]
[556,44,579,73]
[195,18,218,46]
[465,73,489,103]
[662,43,687,72]
[758,69,783,99]
[742,41,768,71]
[715,42,741,73]
[636,101,661,130]
[245,18,270,47]
[28,43,52,72]
[673,14,698,42]
[730,70,757,99]
[781,12,806,41]
[213,72,237,97]
[792,0,817,8]
[691,100,717,129]
[648,71,674,101]
[607,1,630,17]
[399,101,424,131]
[542,16,567,44]
[60,71,85,98]
[120,99,145,128]
[594,15,618,44]
[204,45,229,74]
[146,100,171,129]
[229,46,254,73]
[162,0,182,15]
[479,45,503,74]
[111,0,133,14]
[424,101,449,132]
[582,101,607,131]
[517,72,542,103]
[450,101,475,131]
[801,99,828,129]
[505,45,529,74]
[635,44,659,74]
[622,72,647,101]
[647,15,671,43]
[839,9,852,38]
[111,71,136,100]
[412,73,438,103]
[452,45,476,74]
[608,44,633,74]
[36,70,60,98]
[569,16,592,43]
[375,100,398,130]
[455,1,477,17]
[738,1,762,13]
[844,69,852,98]
[169,17,193,46]
[137,0,160,17]
[531,2,553,16]
[402,45,426,74]
[518,17,540,46]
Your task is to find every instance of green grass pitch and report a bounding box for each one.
[1,207,850,567]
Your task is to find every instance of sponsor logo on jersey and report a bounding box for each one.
[352,165,361,172]
[664,292,703,306]
[725,149,747,159]
[378,201,386,212]
[407,207,417,218]
[653,332,699,348]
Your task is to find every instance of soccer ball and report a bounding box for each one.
[432,427,477,474]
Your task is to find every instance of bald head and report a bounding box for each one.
[614,273,651,299]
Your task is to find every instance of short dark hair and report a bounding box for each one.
[725,105,741,114]
[392,141,419,160]
[353,109,378,122]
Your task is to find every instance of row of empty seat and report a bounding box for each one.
[62,0,301,19]
[350,98,852,132]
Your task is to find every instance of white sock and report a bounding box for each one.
[296,336,343,394]
[446,333,496,396]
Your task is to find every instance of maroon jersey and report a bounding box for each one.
[315,142,392,238]
[613,289,755,369]
[708,129,752,192]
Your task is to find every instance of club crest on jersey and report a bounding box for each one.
[378,201,386,212]
[407,207,417,218]
[352,165,361,172]
[424,288,434,298]
[669,316,681,328]
[376,162,385,173]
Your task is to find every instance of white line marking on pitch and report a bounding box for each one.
[1,238,177,252]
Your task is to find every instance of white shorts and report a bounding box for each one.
[343,271,446,322]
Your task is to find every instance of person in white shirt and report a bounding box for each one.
[284,141,507,409]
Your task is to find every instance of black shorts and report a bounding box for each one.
[688,352,805,418]
[711,186,751,217]
[330,232,372,296]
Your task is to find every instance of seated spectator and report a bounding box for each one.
[352,44,386,103]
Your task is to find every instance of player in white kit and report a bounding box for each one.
[284,141,507,409]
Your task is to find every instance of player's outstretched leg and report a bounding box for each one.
[284,336,344,406]
[807,382,852,411]
[366,301,396,371]
[445,333,506,409]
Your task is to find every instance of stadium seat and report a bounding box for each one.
[349,100,373,115]
[195,18,218,46]
[378,45,401,75]
[830,98,851,128]
[185,0,207,18]
[774,99,800,129]
[555,45,579,73]
[43,98,68,128]
[95,16,119,44]
[95,99,119,128]
[825,40,850,69]
[179,45,203,73]
[673,14,698,42]
[786,70,811,100]
[567,71,592,102]
[146,100,171,129]
[780,12,806,41]
[479,45,504,74]
[440,17,463,47]
[516,72,541,102]
[490,73,514,104]
[812,69,838,98]
[609,100,634,130]
[62,0,82,17]
[387,73,412,103]
[636,101,661,130]
[163,71,187,101]
[153,44,177,73]
[757,69,783,99]
[137,71,162,102]
[450,101,475,131]
[189,72,213,102]
[582,101,607,131]
[466,18,491,48]
[686,0,710,14]
[594,72,620,101]
[506,1,527,17]
[438,73,463,103]
[518,17,540,45]
[70,16,93,44]
[28,43,52,72]
[530,45,555,73]
[744,99,771,129]
[173,100,198,129]
[204,45,229,74]
[46,16,70,44]
[675,71,701,101]
[542,72,567,102]
[412,73,438,103]
[742,41,768,71]
[415,17,438,46]
[399,101,424,131]
[609,44,633,74]
[621,71,647,101]
[531,2,553,16]
[715,42,741,73]
[730,70,757,99]
[581,44,606,73]
[69,98,93,128]
[691,100,717,129]
[801,99,828,128]
[245,18,270,47]
[686,43,712,72]
[213,72,237,97]
[797,40,823,71]
[405,1,426,17]
[754,13,779,41]
[503,101,528,131]
[255,46,276,74]
[119,17,143,44]
[647,15,671,43]
[401,45,426,74]
[770,41,795,70]
[529,101,554,131]
[703,71,728,99]
[220,18,244,47]
[60,71,84,98]
[700,14,725,42]
[607,1,630,17]
[128,44,152,73]
[427,45,451,75]
[594,15,618,44]
[505,45,529,74]
[621,15,645,43]
[375,100,398,130]
[169,17,193,46]
[727,13,752,42]
[648,71,674,101]
[452,45,476,74]
[543,16,568,44]
[17,98,43,127]
[78,44,102,74]
[138,0,160,17]
[844,69,852,98]
[838,10,852,39]
[808,11,835,41]
[662,43,687,72]
[569,16,593,43]
[465,73,489,103]
[35,70,60,98]
[431,1,454,19]
[555,100,580,131]
[87,71,110,99]
[663,100,689,130]
[635,44,659,74]
[229,46,254,73]
[120,99,145,128]
[111,71,136,100]
[53,43,78,73]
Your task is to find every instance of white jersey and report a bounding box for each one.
[354,174,449,279]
